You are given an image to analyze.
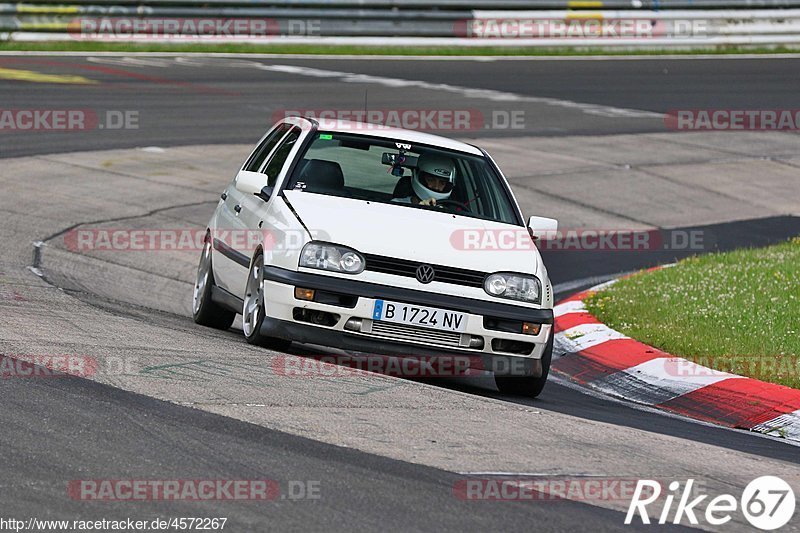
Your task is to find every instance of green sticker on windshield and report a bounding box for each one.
[319,134,333,140]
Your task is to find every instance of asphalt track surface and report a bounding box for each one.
[1,54,799,530]
[0,55,799,157]
[2,361,652,531]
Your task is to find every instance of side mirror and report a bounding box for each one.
[235,170,269,195]
[527,216,558,241]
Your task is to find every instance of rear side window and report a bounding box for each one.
[243,123,291,172]
[264,127,302,187]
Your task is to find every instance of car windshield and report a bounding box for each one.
[284,131,520,225]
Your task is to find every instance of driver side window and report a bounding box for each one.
[263,127,302,187]
[243,123,291,173]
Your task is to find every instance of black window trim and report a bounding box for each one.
[242,122,290,173]
[261,125,303,186]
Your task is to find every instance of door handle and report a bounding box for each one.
[234,204,242,214]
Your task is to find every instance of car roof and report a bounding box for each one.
[305,117,484,157]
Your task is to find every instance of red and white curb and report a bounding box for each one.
[550,275,800,443]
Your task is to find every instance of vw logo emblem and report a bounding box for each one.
[416,264,435,284]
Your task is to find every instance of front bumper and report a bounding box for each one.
[260,266,554,376]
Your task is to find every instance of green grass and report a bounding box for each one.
[585,238,800,388]
[2,40,800,56]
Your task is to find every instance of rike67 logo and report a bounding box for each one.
[626,476,796,530]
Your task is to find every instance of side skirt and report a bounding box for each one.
[211,285,243,314]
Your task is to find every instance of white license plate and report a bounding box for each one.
[372,300,467,332]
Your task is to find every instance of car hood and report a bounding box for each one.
[283,191,540,274]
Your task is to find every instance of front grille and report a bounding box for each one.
[366,320,465,349]
[364,254,486,288]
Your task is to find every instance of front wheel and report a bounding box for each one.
[193,237,235,330]
[494,330,553,398]
[242,251,292,350]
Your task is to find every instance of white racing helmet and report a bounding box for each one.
[412,153,456,202]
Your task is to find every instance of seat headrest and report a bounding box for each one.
[392,175,413,198]
[299,159,344,190]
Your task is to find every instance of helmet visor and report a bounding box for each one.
[419,171,454,194]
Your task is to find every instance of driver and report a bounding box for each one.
[395,153,455,207]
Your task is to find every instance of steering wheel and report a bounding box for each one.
[436,199,471,213]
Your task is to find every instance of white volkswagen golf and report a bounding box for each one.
[193,116,558,397]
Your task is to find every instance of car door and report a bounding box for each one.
[213,123,291,293]
[224,125,304,298]
[249,125,310,271]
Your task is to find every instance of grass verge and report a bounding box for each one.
[1,41,800,56]
[584,238,800,388]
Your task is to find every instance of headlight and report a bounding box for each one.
[299,242,365,274]
[484,272,541,304]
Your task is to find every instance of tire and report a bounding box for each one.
[192,236,236,330]
[242,251,292,350]
[494,329,554,398]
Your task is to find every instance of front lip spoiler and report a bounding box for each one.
[261,266,553,324]
[259,316,544,377]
